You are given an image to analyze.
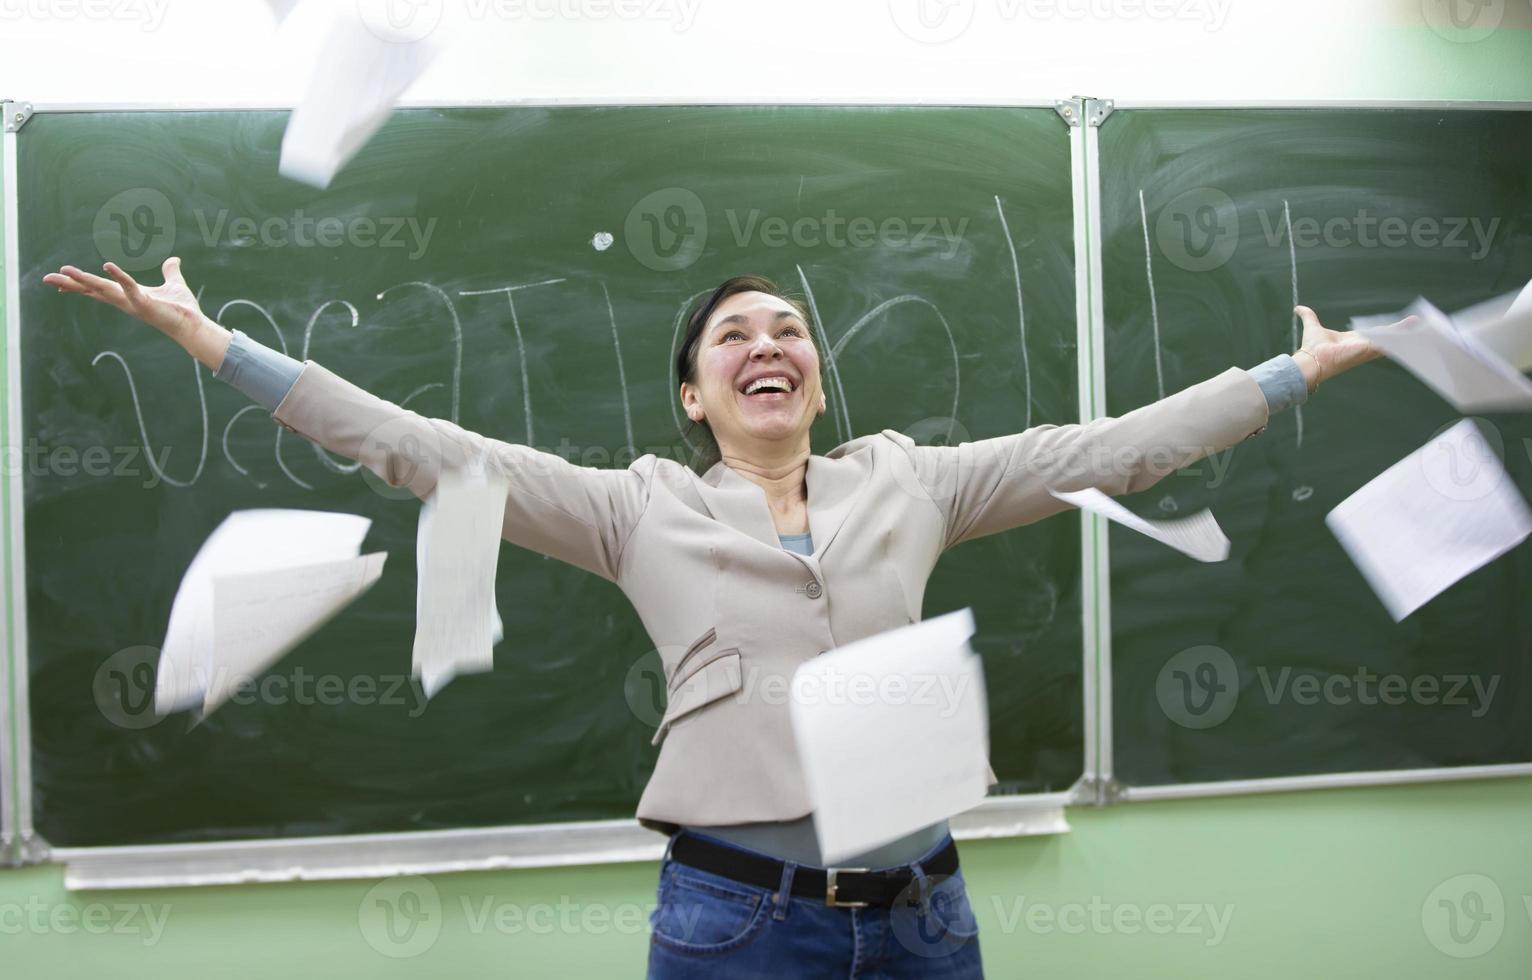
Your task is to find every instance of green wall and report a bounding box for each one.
[5,21,1532,980]
[2,780,1529,976]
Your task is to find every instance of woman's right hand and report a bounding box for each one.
[44,256,230,369]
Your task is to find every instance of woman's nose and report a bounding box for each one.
[749,337,783,358]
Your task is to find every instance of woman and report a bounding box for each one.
[45,258,1378,977]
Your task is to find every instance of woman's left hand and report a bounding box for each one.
[1292,305,1393,391]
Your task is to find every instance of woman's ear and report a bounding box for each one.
[680,382,704,422]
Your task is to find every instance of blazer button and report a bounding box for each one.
[804,580,823,599]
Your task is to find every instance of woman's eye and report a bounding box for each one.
[723,331,745,341]
[781,327,801,337]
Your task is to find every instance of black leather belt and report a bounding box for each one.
[668,832,959,908]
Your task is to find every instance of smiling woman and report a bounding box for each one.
[42,252,1380,978]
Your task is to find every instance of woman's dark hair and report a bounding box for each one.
[674,275,820,475]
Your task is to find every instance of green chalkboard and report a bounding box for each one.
[17,106,1080,847]
[1101,108,1532,789]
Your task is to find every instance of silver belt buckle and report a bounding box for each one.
[825,867,870,908]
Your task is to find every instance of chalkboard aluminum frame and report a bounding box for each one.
[10,94,1532,887]
[1084,97,1532,805]
[3,98,1083,888]
[2,104,26,868]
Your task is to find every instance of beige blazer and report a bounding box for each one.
[270,361,1270,834]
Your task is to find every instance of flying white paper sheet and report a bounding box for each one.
[278,6,442,188]
[1325,420,1532,621]
[413,467,510,698]
[790,608,989,866]
[1049,486,1231,562]
[206,552,387,715]
[155,510,379,716]
[1453,282,1532,373]
[1352,297,1532,412]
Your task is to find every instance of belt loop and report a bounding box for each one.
[773,860,797,921]
[909,858,933,919]
[663,831,678,863]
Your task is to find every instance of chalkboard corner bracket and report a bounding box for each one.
[1083,98,1115,128]
[16,831,51,865]
[1053,98,1083,128]
[2,101,35,134]
[1078,775,1125,805]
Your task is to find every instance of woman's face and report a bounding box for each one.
[681,290,826,453]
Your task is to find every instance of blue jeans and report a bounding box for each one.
[647,831,984,978]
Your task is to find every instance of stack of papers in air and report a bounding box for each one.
[413,467,510,698]
[1325,420,1532,621]
[278,3,443,188]
[155,510,387,719]
[790,608,989,865]
[1351,287,1532,412]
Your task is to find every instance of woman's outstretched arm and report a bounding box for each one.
[886,305,1389,552]
[44,258,653,583]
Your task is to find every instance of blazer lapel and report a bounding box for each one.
[696,451,867,556]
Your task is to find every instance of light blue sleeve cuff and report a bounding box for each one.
[214,330,304,413]
[1247,354,1309,415]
